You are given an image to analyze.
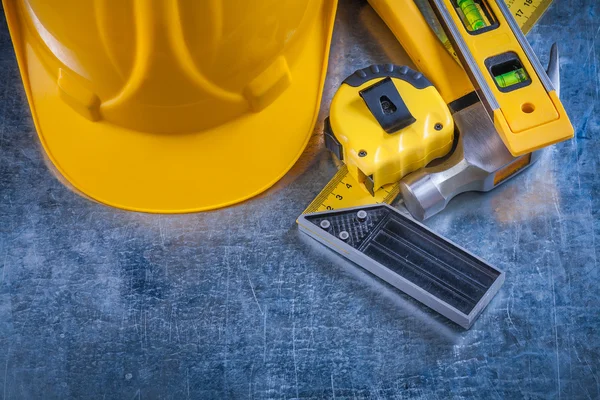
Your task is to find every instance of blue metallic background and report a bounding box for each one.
[0,1,598,398]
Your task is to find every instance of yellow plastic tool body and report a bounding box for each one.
[429,0,573,155]
[328,65,453,194]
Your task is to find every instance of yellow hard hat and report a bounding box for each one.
[3,0,337,213]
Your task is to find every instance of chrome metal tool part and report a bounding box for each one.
[547,43,560,97]
[298,204,505,328]
[398,46,560,220]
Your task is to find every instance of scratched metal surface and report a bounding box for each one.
[0,1,599,399]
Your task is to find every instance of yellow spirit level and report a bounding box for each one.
[429,0,573,156]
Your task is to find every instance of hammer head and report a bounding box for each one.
[399,44,560,221]
[399,101,541,220]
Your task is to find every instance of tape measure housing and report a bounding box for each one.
[326,65,454,195]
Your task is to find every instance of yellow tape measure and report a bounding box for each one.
[303,0,553,215]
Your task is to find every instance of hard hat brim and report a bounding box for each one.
[4,1,337,213]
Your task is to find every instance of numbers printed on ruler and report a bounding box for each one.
[325,181,352,210]
[506,0,537,21]
[503,0,552,45]
[315,179,398,213]
[301,165,401,214]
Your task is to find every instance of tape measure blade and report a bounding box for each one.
[302,166,401,215]
[303,165,350,214]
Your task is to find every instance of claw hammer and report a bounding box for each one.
[368,0,560,220]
